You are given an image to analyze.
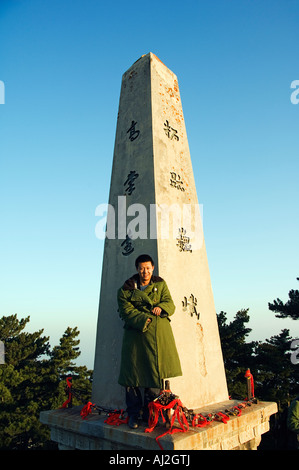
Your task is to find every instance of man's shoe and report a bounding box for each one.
[128,416,139,429]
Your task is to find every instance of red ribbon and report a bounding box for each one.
[145,397,189,450]
[192,413,209,428]
[80,401,96,419]
[60,377,72,409]
[104,410,128,426]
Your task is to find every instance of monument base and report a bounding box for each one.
[40,400,277,451]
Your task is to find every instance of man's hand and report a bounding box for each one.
[152,307,162,316]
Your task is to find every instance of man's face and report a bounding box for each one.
[137,261,154,284]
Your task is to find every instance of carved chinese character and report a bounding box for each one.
[127,121,140,141]
[182,294,200,320]
[176,227,192,252]
[124,170,139,195]
[164,120,179,141]
[121,234,134,256]
[170,171,185,192]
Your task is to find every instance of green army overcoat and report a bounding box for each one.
[117,274,182,388]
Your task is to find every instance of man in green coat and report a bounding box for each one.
[117,254,182,429]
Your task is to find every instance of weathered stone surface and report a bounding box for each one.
[40,400,277,450]
[92,52,228,412]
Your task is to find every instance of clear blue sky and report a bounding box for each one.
[1,0,298,368]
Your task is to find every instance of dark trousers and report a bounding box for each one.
[125,387,160,420]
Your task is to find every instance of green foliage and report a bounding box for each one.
[268,278,299,321]
[253,329,299,410]
[217,279,299,450]
[217,309,256,398]
[0,314,92,449]
[218,311,298,407]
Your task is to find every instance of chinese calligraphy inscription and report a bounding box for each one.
[164,120,179,141]
[121,233,134,256]
[127,121,140,141]
[176,227,192,253]
[124,170,139,195]
[182,294,200,320]
[170,172,185,192]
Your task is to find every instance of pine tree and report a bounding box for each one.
[48,326,93,410]
[217,309,256,398]
[253,329,298,410]
[253,329,299,449]
[268,277,299,320]
[265,277,299,406]
[0,314,92,449]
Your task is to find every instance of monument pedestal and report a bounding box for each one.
[40,400,277,451]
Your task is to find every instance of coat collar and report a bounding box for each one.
[122,273,163,291]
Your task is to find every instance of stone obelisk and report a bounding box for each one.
[92,53,228,410]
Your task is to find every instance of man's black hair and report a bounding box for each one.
[135,254,154,269]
